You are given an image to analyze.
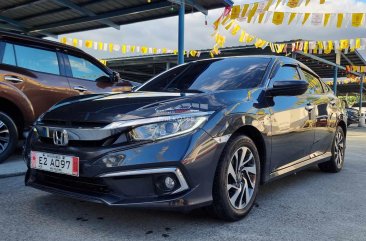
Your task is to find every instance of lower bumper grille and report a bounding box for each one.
[33,170,111,195]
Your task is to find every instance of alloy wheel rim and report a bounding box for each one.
[0,121,9,153]
[334,130,345,168]
[227,147,257,210]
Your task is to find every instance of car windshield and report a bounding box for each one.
[137,58,270,93]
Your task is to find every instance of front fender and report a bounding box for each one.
[0,82,35,126]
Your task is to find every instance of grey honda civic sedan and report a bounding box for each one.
[24,56,347,221]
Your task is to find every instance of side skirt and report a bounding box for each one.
[268,152,332,182]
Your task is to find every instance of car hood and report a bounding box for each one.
[41,91,233,124]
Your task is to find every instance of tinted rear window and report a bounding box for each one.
[14,45,60,75]
[139,58,270,92]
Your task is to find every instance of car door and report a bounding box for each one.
[268,64,315,171]
[299,69,335,155]
[63,54,122,95]
[0,42,72,117]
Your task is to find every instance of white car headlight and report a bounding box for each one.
[129,115,208,141]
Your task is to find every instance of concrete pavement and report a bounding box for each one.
[0,150,26,179]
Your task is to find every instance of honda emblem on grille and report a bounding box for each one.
[53,129,69,146]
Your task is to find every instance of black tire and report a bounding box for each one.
[212,135,260,221]
[318,126,345,173]
[0,112,18,164]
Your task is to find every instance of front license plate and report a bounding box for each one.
[31,151,79,177]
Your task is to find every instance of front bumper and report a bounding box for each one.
[24,129,226,210]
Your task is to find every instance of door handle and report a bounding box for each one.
[73,86,88,92]
[305,104,314,112]
[4,75,23,83]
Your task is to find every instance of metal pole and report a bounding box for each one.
[166,62,170,71]
[360,74,364,113]
[178,0,185,65]
[333,66,338,95]
[292,52,297,60]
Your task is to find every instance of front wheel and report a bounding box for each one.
[0,112,18,164]
[212,135,260,221]
[318,126,346,173]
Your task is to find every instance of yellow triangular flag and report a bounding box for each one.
[305,0,311,6]
[288,13,297,25]
[246,34,255,43]
[121,44,126,54]
[356,38,361,49]
[98,42,103,50]
[239,31,246,42]
[108,43,113,52]
[231,5,241,19]
[225,20,235,30]
[318,41,324,50]
[320,0,325,4]
[60,37,67,44]
[130,46,136,53]
[304,41,309,53]
[72,38,78,47]
[302,13,311,25]
[337,14,344,28]
[258,13,265,24]
[264,0,273,12]
[352,13,364,27]
[231,24,241,35]
[340,40,349,50]
[241,4,250,18]
[287,0,300,8]
[324,13,331,27]
[272,12,285,25]
[213,17,221,30]
[275,44,286,53]
[85,40,93,48]
[247,3,259,23]
[221,15,231,25]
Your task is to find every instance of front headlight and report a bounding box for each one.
[129,115,208,141]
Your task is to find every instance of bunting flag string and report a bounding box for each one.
[210,17,366,58]
[346,65,366,73]
[228,8,365,28]
[59,37,202,58]
[222,0,365,29]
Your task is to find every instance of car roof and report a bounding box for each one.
[0,31,84,54]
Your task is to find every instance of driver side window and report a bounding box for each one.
[68,55,109,81]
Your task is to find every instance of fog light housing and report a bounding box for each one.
[154,174,180,194]
[164,176,176,190]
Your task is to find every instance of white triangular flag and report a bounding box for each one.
[295,13,303,25]
[264,12,272,23]
[311,13,323,26]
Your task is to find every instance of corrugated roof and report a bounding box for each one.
[0,0,232,37]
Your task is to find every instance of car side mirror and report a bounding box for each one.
[266,80,309,97]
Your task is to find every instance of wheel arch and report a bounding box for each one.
[0,97,25,138]
[230,125,268,184]
[338,120,347,137]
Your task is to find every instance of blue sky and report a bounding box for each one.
[56,0,366,59]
